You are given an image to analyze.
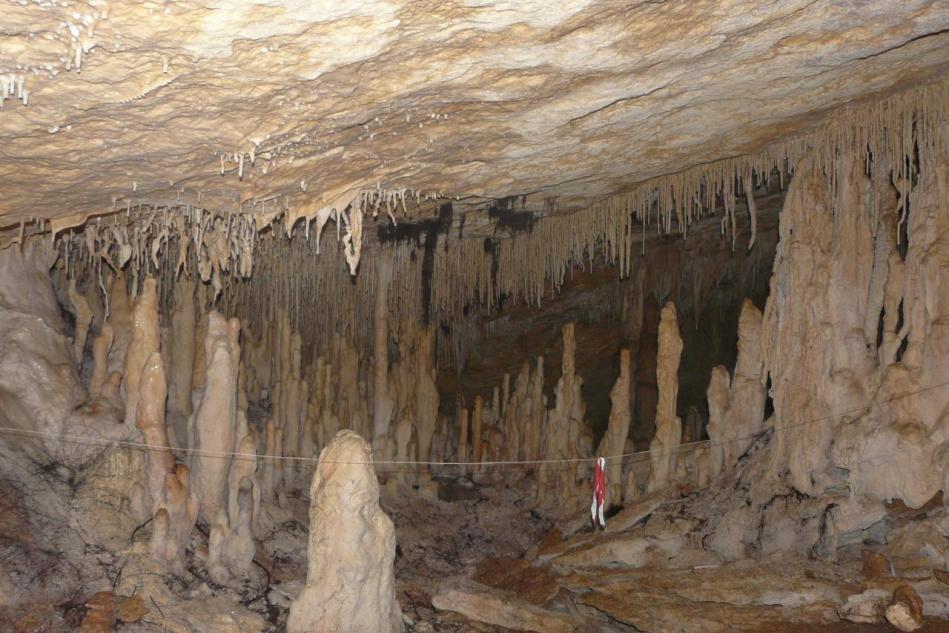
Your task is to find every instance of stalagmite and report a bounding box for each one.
[705,300,766,477]
[167,279,196,448]
[415,327,439,464]
[227,433,260,535]
[192,312,240,521]
[134,352,174,511]
[596,349,632,506]
[107,272,132,374]
[150,463,199,574]
[89,322,113,398]
[261,418,277,503]
[705,366,730,478]
[208,477,257,586]
[122,277,159,426]
[646,303,683,493]
[471,396,484,464]
[538,324,589,509]
[191,311,209,391]
[67,278,92,364]
[458,407,469,463]
[288,431,402,633]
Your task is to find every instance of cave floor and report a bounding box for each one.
[3,462,948,633]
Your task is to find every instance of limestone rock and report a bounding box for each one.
[288,430,402,633]
[431,579,577,633]
[886,584,924,632]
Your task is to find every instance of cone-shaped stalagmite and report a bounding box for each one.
[288,431,402,633]
[705,300,766,477]
[647,303,683,493]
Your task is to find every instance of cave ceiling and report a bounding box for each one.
[1,0,948,235]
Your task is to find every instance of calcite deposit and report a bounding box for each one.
[288,431,402,633]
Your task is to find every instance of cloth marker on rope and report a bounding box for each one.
[591,456,606,528]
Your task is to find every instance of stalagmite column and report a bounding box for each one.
[288,431,403,633]
[122,278,159,426]
[88,323,113,398]
[596,349,632,506]
[646,303,683,493]
[191,312,240,521]
[67,278,92,364]
[167,279,196,448]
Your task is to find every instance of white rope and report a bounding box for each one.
[0,380,944,468]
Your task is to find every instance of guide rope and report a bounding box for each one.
[0,380,944,469]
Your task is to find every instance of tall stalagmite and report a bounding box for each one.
[192,312,241,521]
[288,431,402,633]
[647,303,683,492]
[167,279,196,448]
[122,278,159,426]
[596,349,633,505]
[705,299,766,477]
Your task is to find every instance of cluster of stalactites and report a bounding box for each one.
[51,78,946,403]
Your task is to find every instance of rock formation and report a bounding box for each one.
[67,278,93,364]
[646,303,683,492]
[167,279,196,448]
[705,299,766,477]
[596,349,633,506]
[122,278,159,426]
[191,312,241,521]
[288,431,402,633]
